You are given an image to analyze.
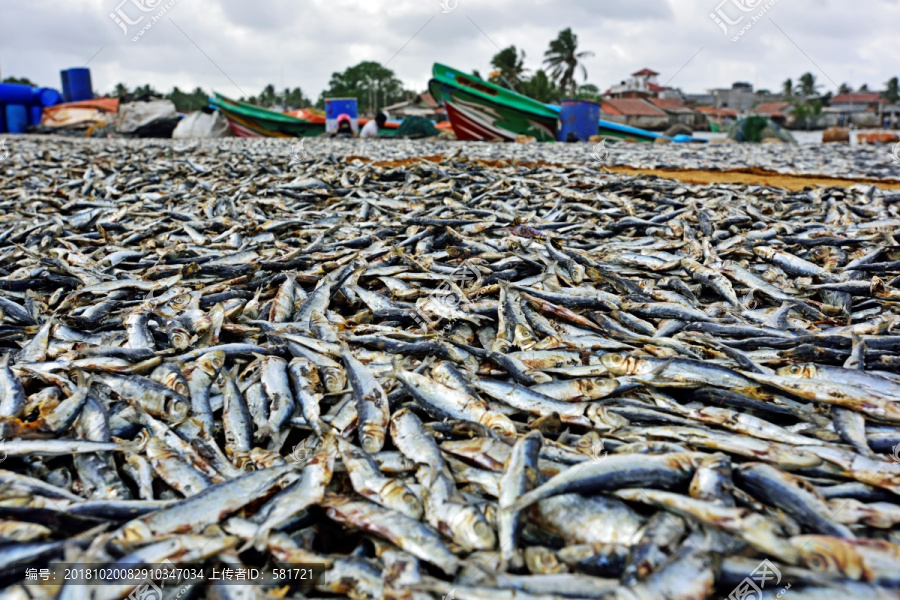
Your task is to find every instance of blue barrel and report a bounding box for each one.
[28,105,44,126]
[0,109,6,134]
[61,69,73,102]
[325,97,359,133]
[5,105,29,133]
[66,68,93,102]
[35,87,61,107]
[0,83,37,105]
[557,99,601,142]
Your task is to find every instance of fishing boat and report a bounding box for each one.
[429,63,693,143]
[212,94,401,138]
[211,94,325,138]
[428,64,558,142]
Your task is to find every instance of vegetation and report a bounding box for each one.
[317,61,407,115]
[489,46,528,89]
[781,78,793,97]
[885,77,899,103]
[2,76,37,86]
[789,99,822,130]
[796,72,821,97]
[518,69,560,104]
[543,28,594,96]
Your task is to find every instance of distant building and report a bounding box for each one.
[824,92,891,127]
[606,68,668,99]
[600,98,670,130]
[647,98,704,129]
[750,102,792,125]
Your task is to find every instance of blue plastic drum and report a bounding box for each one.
[557,99,601,142]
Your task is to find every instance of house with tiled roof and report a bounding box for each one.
[648,97,704,128]
[750,102,792,125]
[824,92,895,127]
[600,98,670,130]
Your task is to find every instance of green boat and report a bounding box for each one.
[210,93,326,138]
[428,64,558,142]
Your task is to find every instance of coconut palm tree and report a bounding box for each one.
[543,28,594,96]
[797,72,821,97]
[490,46,528,89]
[782,78,793,97]
[886,77,899,104]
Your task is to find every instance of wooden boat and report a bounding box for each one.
[429,63,693,143]
[428,64,558,142]
[211,94,325,138]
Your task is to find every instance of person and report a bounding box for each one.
[330,113,356,138]
[361,112,387,138]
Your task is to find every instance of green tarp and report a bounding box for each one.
[395,116,441,139]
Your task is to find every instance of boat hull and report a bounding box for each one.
[211,94,325,138]
[429,66,558,142]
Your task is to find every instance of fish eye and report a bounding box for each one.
[789,365,802,375]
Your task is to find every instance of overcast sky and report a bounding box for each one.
[1,0,897,101]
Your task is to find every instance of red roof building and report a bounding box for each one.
[751,102,791,118]
[831,92,886,106]
[602,99,668,117]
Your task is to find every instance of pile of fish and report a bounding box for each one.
[3,137,900,599]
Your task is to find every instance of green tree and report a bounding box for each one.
[318,61,406,115]
[837,82,852,95]
[797,72,821,97]
[543,28,594,96]
[575,83,600,101]
[282,87,310,109]
[885,77,899,103]
[166,86,208,112]
[112,82,130,98]
[132,84,160,98]
[782,78,793,97]
[519,70,560,104]
[490,46,528,89]
[2,76,37,86]
[859,83,870,92]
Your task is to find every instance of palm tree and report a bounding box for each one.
[113,82,130,98]
[782,78,793,97]
[797,72,821,97]
[490,46,528,89]
[859,83,870,92]
[886,77,899,104]
[543,28,594,96]
[837,83,852,95]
